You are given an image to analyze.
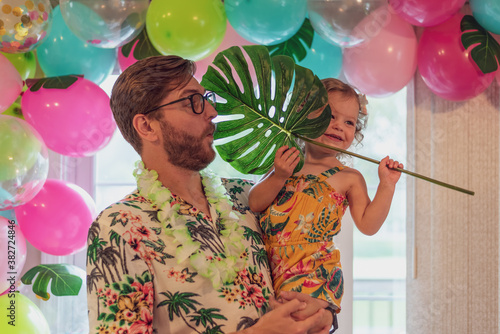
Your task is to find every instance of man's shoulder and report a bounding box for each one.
[94,189,154,228]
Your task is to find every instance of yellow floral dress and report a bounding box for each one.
[260,166,348,310]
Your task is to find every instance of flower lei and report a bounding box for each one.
[133,161,247,288]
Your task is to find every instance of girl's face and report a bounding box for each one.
[319,92,359,151]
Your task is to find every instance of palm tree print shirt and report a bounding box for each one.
[87,178,273,334]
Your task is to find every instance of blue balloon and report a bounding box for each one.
[299,34,343,79]
[471,0,500,34]
[36,6,117,85]
[225,0,307,45]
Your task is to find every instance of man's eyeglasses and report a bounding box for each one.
[143,92,217,115]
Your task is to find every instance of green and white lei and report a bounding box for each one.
[133,161,247,288]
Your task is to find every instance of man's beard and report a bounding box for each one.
[160,120,216,171]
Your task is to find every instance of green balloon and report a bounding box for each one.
[146,0,227,61]
[2,102,24,120]
[0,293,50,333]
[0,116,42,182]
[1,52,37,80]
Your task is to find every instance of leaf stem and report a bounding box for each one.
[296,135,475,196]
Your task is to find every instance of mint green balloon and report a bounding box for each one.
[146,0,226,61]
[0,52,36,80]
[0,293,50,333]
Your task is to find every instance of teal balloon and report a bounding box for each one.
[470,0,500,34]
[225,0,307,45]
[36,6,117,85]
[0,209,15,221]
[299,34,343,79]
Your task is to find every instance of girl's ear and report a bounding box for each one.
[132,114,160,143]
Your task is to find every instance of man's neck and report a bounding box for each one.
[143,158,212,219]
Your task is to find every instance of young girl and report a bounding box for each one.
[248,78,403,315]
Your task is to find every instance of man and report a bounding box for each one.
[86,55,334,333]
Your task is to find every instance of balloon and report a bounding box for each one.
[195,21,255,82]
[470,0,500,35]
[146,0,226,61]
[2,101,24,119]
[389,0,466,27]
[15,179,96,255]
[343,6,418,97]
[0,209,16,221]
[225,0,307,46]
[22,76,116,157]
[418,13,496,101]
[37,6,117,85]
[0,53,23,112]
[0,115,48,210]
[118,26,161,72]
[0,0,52,53]
[298,34,343,79]
[59,0,149,48]
[0,293,50,333]
[307,0,387,47]
[0,51,36,80]
[0,217,26,295]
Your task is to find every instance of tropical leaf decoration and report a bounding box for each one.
[120,27,161,60]
[26,75,82,92]
[201,45,331,175]
[266,18,315,62]
[21,264,83,300]
[461,15,500,74]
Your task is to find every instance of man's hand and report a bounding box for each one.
[276,291,333,334]
[235,297,328,334]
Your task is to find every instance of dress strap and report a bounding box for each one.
[318,166,345,181]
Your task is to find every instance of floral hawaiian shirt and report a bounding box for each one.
[87,178,273,334]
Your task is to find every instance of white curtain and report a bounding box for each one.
[407,76,499,333]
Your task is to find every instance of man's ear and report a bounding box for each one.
[133,114,160,143]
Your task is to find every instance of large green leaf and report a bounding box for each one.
[120,27,161,60]
[201,45,331,175]
[266,18,315,62]
[21,264,83,300]
[461,15,500,74]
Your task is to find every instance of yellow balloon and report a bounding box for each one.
[0,293,51,333]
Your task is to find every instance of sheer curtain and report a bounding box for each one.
[407,76,499,333]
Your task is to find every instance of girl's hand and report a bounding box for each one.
[273,146,300,181]
[379,156,403,185]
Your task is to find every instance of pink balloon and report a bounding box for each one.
[0,54,23,113]
[418,13,495,101]
[388,0,466,27]
[0,217,27,295]
[194,21,255,82]
[15,179,96,256]
[343,6,418,97]
[21,76,116,157]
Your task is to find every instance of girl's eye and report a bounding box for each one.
[346,121,354,126]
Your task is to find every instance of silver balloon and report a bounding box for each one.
[59,0,149,48]
[0,115,48,210]
[307,0,387,47]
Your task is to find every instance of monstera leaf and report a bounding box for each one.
[201,45,331,175]
[461,15,500,74]
[21,264,83,300]
[266,19,315,62]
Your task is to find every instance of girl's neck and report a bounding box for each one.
[299,152,343,175]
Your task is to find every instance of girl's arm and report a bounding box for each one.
[347,156,403,235]
[248,146,300,212]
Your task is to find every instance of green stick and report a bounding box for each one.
[296,135,475,196]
